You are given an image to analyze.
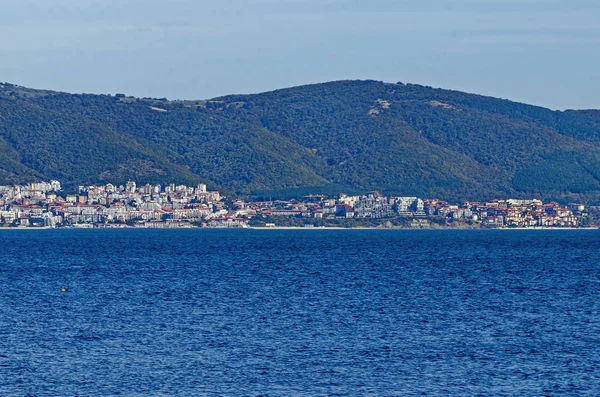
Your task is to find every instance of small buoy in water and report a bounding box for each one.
[60,287,66,293]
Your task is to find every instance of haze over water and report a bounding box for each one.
[1,229,599,395]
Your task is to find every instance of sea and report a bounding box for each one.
[1,229,599,396]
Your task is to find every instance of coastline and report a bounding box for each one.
[0,225,597,231]
[249,226,599,231]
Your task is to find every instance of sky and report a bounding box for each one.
[0,0,599,110]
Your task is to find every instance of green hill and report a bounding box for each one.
[2,80,600,202]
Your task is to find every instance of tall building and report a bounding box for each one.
[126,181,137,193]
[50,180,62,192]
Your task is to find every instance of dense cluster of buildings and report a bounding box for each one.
[232,192,587,228]
[0,180,225,228]
[0,181,589,228]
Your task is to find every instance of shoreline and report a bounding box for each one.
[249,226,600,231]
[0,226,597,231]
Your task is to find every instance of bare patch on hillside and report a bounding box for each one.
[377,99,391,109]
[369,99,392,117]
[428,100,456,110]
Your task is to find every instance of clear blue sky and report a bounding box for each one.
[1,0,599,109]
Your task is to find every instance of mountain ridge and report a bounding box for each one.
[2,79,600,202]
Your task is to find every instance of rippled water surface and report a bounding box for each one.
[1,229,599,396]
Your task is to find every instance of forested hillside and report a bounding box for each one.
[2,80,600,202]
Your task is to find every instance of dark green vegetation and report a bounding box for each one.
[2,80,600,202]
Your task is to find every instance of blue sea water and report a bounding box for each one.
[1,229,599,396]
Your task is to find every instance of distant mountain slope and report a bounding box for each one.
[215,81,600,200]
[2,80,600,202]
[3,88,326,192]
[0,95,211,189]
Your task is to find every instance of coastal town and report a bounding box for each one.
[0,180,592,229]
